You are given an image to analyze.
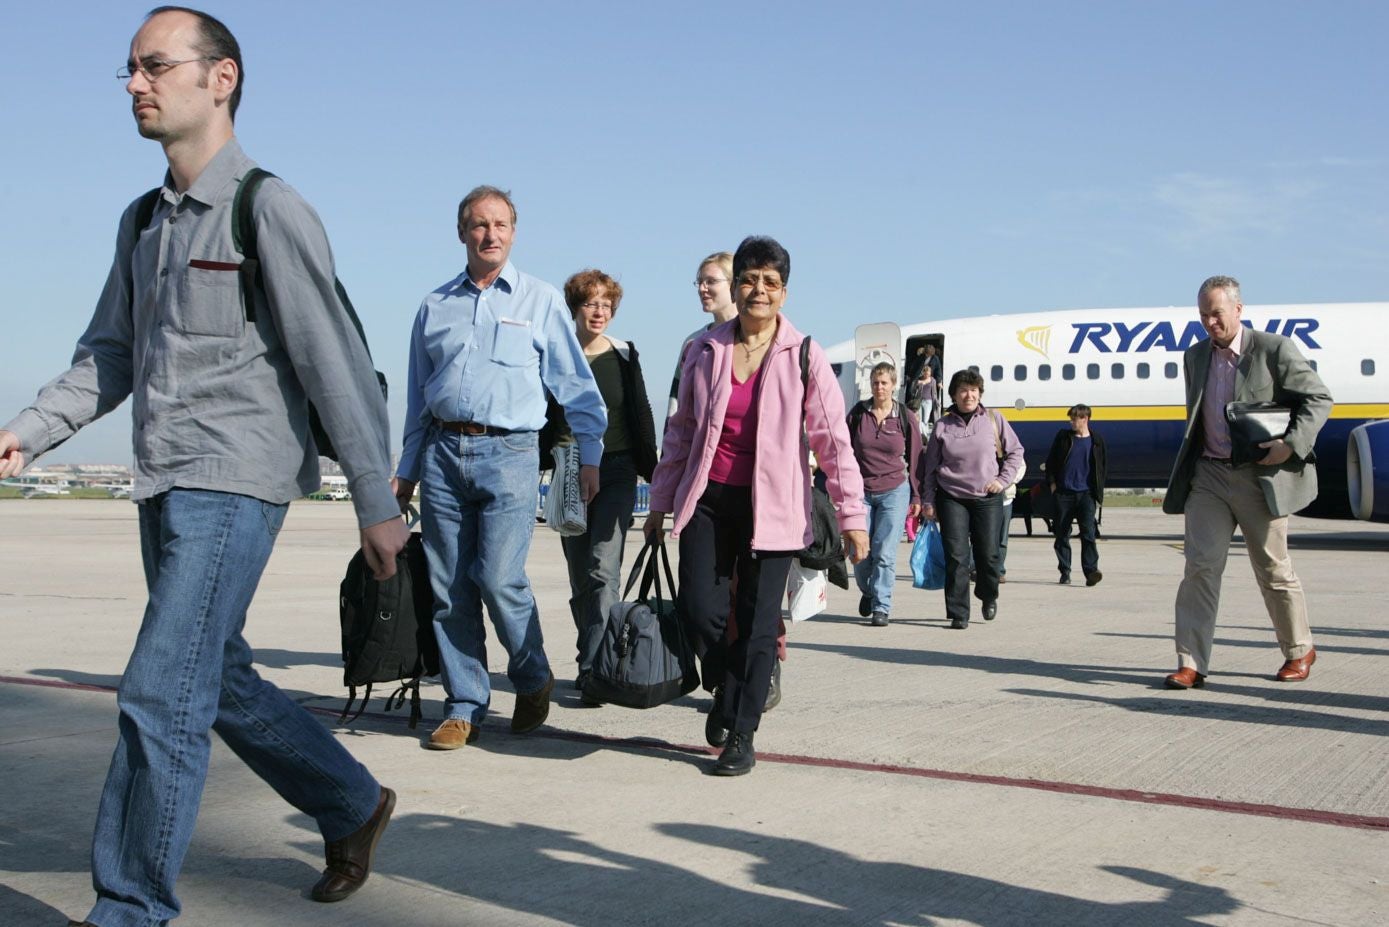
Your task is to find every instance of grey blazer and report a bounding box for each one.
[1163,328,1333,517]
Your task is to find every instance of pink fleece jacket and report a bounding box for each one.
[650,314,867,550]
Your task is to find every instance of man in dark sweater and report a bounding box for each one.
[1046,404,1107,585]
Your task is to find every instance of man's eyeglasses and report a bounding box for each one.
[118,57,220,82]
[736,272,784,293]
[693,276,728,289]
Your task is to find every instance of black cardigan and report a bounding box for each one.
[538,340,659,482]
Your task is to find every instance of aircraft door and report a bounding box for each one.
[853,323,903,403]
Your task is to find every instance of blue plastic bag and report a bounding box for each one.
[911,520,947,591]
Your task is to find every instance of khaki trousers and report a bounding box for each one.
[1174,458,1313,674]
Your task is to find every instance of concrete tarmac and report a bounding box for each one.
[1,500,1386,926]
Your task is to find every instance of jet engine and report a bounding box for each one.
[1348,420,1389,522]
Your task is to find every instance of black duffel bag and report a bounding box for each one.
[583,538,699,709]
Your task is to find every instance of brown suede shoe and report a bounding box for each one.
[511,671,555,733]
[426,718,480,750]
[311,786,396,903]
[1164,667,1206,689]
[1276,648,1316,682]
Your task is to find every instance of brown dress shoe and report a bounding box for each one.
[1164,667,1206,689]
[1276,648,1316,682]
[511,671,555,733]
[311,786,396,903]
[426,718,480,750]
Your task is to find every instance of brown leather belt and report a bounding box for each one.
[435,419,514,436]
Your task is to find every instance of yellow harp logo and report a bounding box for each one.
[1017,325,1052,359]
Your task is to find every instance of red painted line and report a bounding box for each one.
[6,673,1387,832]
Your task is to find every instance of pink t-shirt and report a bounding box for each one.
[708,364,763,486]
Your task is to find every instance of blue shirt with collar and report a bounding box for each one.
[397,261,606,481]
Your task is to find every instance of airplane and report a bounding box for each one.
[823,303,1389,522]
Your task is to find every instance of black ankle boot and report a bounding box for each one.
[713,731,756,776]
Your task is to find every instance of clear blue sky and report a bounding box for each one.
[3,1,1385,465]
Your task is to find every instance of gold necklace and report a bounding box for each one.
[737,329,774,358]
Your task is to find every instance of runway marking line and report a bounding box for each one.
[5,673,1386,832]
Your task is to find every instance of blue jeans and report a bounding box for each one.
[561,452,638,674]
[88,489,380,927]
[420,427,551,723]
[854,481,911,615]
[1054,490,1099,576]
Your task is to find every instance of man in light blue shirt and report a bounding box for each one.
[392,185,606,751]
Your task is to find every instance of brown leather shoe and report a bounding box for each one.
[426,718,480,750]
[1276,648,1316,682]
[311,786,396,903]
[511,671,555,733]
[1164,667,1206,689]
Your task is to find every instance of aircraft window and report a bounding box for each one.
[1165,362,1179,378]
[968,365,980,375]
[1137,362,1150,379]
[1086,363,1100,380]
[1309,359,1318,372]
[1062,364,1076,381]
[1362,359,1376,376]
[831,363,843,377]
[1111,363,1124,380]
[990,365,1003,382]
[1038,364,1052,381]
[1014,365,1027,381]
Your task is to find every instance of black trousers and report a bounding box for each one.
[937,492,1003,624]
[677,482,793,734]
[1053,490,1099,577]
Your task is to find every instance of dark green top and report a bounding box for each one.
[589,347,631,454]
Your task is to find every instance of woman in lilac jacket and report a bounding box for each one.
[644,236,868,777]
[920,369,1026,630]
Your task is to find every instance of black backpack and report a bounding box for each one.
[129,169,386,461]
[794,337,847,574]
[338,520,439,728]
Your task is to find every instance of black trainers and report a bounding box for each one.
[858,594,872,617]
[705,688,729,747]
[1085,571,1104,587]
[712,731,756,776]
[870,611,889,627]
[1059,574,1071,585]
[764,662,782,712]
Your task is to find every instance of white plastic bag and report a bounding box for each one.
[786,563,828,622]
[544,444,587,536]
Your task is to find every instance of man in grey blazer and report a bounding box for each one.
[1162,276,1332,689]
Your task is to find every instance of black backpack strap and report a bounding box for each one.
[231,167,275,324]
[798,336,813,445]
[124,188,163,313]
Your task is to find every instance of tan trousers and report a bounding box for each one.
[1174,458,1313,674]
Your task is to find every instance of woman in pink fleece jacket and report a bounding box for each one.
[644,236,868,777]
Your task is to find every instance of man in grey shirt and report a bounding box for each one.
[0,8,407,925]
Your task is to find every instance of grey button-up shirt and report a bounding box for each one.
[4,139,398,528]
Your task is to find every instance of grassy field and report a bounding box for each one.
[1103,492,1166,507]
[0,487,124,500]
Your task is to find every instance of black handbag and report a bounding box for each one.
[1225,401,1293,465]
[582,538,699,709]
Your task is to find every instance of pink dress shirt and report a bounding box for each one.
[1199,325,1243,459]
